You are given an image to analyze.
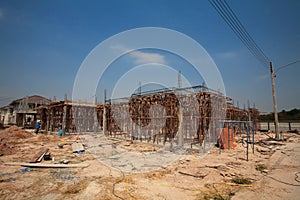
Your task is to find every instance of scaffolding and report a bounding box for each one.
[219,120,255,161]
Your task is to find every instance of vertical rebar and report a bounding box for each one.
[252,120,254,154]
[246,121,249,161]
[103,89,107,136]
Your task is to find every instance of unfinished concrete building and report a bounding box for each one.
[0,95,51,128]
[36,85,259,150]
[36,100,97,133]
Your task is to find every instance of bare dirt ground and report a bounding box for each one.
[0,126,299,200]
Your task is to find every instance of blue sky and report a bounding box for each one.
[0,0,299,113]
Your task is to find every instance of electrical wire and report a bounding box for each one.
[209,0,270,68]
[209,0,269,67]
[112,169,125,200]
[263,171,300,187]
[214,0,268,67]
[220,0,270,66]
[295,172,300,183]
[275,59,300,74]
[254,151,300,187]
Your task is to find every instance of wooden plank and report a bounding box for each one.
[178,171,208,179]
[30,148,49,163]
[5,162,89,168]
[71,143,84,152]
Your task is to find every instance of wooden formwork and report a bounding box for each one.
[105,91,227,147]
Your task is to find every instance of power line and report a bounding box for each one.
[209,0,269,67]
[209,0,270,68]
[275,59,300,74]
[220,0,270,66]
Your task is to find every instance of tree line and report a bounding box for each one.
[259,108,300,122]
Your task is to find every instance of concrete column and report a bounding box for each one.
[94,106,98,134]
[62,105,67,135]
[103,105,107,135]
[178,104,183,147]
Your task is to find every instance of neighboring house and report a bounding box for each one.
[0,105,13,127]
[0,95,51,128]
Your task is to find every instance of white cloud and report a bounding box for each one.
[110,45,167,65]
[130,51,166,64]
[217,51,237,59]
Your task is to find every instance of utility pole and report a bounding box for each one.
[270,62,279,139]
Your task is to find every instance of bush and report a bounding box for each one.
[255,164,267,172]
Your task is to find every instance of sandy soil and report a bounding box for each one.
[0,126,299,199]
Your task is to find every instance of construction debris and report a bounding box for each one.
[0,129,298,199]
[178,171,208,179]
[30,148,49,163]
[5,162,89,168]
[71,143,85,153]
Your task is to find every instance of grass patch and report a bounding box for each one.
[198,184,235,200]
[231,177,252,185]
[198,188,235,200]
[255,164,267,172]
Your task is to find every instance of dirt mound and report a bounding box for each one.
[37,134,62,142]
[0,125,34,140]
[0,125,34,155]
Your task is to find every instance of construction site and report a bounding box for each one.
[1,0,300,198]
[0,85,299,200]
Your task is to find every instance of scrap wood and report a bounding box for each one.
[214,182,252,187]
[30,148,49,163]
[260,140,284,146]
[256,147,273,155]
[178,171,208,178]
[5,162,89,168]
[204,165,229,171]
[65,140,80,143]
[262,132,273,139]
